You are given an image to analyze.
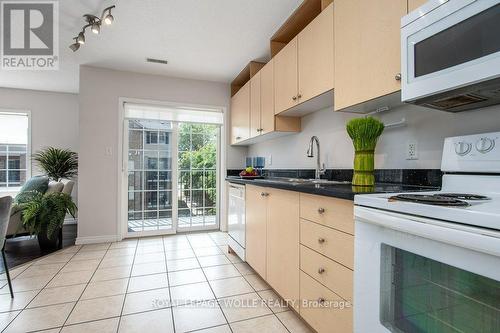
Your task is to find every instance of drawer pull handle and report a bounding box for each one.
[318,267,325,274]
[318,298,326,304]
[318,238,326,244]
[317,207,325,214]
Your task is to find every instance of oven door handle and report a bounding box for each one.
[355,206,500,257]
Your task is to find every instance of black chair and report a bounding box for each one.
[0,196,14,298]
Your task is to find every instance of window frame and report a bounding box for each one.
[0,109,31,192]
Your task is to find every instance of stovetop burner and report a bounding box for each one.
[437,193,490,200]
[388,194,471,207]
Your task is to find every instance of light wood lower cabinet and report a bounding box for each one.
[300,193,354,235]
[245,185,268,279]
[266,188,300,310]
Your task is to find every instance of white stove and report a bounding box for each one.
[353,132,500,333]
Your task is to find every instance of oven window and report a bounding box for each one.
[414,4,500,77]
[380,244,500,333]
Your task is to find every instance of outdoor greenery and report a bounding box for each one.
[14,191,77,239]
[33,147,78,181]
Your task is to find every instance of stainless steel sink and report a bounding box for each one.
[258,178,350,186]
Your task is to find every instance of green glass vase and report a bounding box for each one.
[352,150,375,186]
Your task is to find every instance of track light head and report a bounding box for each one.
[91,22,100,34]
[77,32,85,44]
[104,13,114,25]
[69,42,80,52]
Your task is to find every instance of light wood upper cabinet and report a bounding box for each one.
[249,72,262,139]
[266,188,300,310]
[260,60,275,135]
[274,37,299,114]
[334,0,407,111]
[245,185,267,278]
[298,3,334,102]
[408,0,428,12]
[230,81,250,144]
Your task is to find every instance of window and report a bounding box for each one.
[0,112,30,189]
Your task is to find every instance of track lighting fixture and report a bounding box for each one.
[69,5,115,52]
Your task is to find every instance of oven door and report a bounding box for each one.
[402,0,500,102]
[354,206,500,333]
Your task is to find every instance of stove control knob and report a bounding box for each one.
[476,137,495,154]
[455,142,472,156]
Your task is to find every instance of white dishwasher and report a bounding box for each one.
[227,183,246,261]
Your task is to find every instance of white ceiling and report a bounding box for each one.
[0,0,303,94]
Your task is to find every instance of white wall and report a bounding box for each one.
[0,87,79,198]
[78,66,246,243]
[248,104,500,170]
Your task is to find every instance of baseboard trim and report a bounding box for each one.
[75,235,121,245]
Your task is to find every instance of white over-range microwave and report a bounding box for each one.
[401,0,500,112]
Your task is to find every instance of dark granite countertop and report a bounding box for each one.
[226,176,439,201]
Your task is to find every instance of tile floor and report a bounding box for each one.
[0,232,312,333]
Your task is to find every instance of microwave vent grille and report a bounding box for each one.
[426,94,487,110]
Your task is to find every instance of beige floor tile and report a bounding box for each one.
[258,290,289,313]
[198,255,231,267]
[203,264,241,281]
[133,252,165,264]
[192,325,232,333]
[61,317,119,333]
[47,270,94,288]
[219,292,272,323]
[163,240,191,251]
[61,259,100,273]
[0,290,38,312]
[58,245,82,253]
[99,255,135,268]
[131,262,166,276]
[91,265,132,282]
[28,284,86,308]
[4,302,74,333]
[109,239,138,249]
[209,276,253,298]
[104,247,136,258]
[276,310,313,333]
[127,273,168,293]
[0,311,20,332]
[165,248,195,260]
[170,282,215,306]
[244,274,271,291]
[66,294,124,325]
[168,268,206,286]
[194,246,223,257]
[225,251,243,264]
[34,253,74,265]
[230,314,288,333]
[0,274,52,293]
[172,303,226,333]
[167,258,200,272]
[38,329,61,333]
[135,245,164,255]
[233,263,255,276]
[16,263,64,279]
[188,237,217,249]
[118,308,174,333]
[71,250,106,261]
[81,278,128,300]
[79,243,110,252]
[122,288,170,315]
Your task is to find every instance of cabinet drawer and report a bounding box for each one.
[300,219,354,269]
[300,245,353,301]
[300,271,353,333]
[300,194,354,235]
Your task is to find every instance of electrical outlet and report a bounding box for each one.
[406,142,418,160]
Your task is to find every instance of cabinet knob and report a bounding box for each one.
[297,94,302,99]
[318,207,325,214]
[318,267,326,274]
[318,238,325,244]
[292,96,297,101]
[395,73,402,81]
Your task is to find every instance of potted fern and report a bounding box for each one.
[15,147,78,249]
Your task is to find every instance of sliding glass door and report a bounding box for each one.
[124,109,220,237]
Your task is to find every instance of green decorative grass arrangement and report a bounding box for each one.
[346,117,385,186]
[33,147,78,181]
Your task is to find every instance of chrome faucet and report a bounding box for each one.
[307,136,326,179]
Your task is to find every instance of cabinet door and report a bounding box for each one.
[274,37,298,114]
[266,188,300,309]
[408,0,427,12]
[298,3,334,102]
[230,82,250,144]
[250,72,262,139]
[245,185,268,278]
[260,60,275,135]
[334,0,406,111]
